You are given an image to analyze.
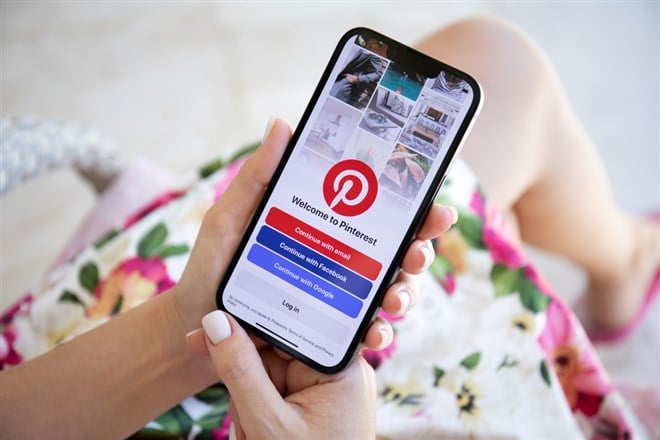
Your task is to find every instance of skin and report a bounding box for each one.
[416,16,660,331]
[201,313,379,439]
[0,119,457,439]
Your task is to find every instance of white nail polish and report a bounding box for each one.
[397,289,411,314]
[262,117,276,142]
[446,205,459,224]
[202,311,232,345]
[379,327,391,349]
[420,242,434,269]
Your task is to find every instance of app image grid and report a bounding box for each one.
[329,36,389,111]
[302,34,469,212]
[429,70,471,103]
[397,92,460,160]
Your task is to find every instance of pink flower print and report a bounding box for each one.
[1,294,33,325]
[524,264,555,297]
[212,413,232,440]
[469,189,486,218]
[0,325,22,369]
[539,300,612,416]
[124,190,183,229]
[378,308,403,323]
[1,295,32,369]
[213,159,247,202]
[482,205,526,269]
[86,257,175,319]
[362,310,400,369]
[363,335,397,370]
[439,273,457,295]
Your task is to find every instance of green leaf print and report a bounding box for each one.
[460,352,481,370]
[196,405,228,431]
[540,359,552,386]
[496,354,519,371]
[138,223,168,258]
[93,228,120,249]
[110,295,124,316]
[454,209,485,249]
[157,244,190,259]
[198,140,260,178]
[195,384,229,405]
[79,262,100,293]
[59,290,85,307]
[199,158,225,179]
[433,366,445,387]
[429,255,453,279]
[518,278,551,313]
[490,264,521,297]
[153,404,193,436]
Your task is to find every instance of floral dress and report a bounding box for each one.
[1,149,645,439]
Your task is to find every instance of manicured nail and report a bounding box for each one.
[445,205,459,225]
[262,117,276,142]
[379,327,391,349]
[396,288,411,314]
[202,311,232,345]
[419,241,434,269]
[185,328,202,343]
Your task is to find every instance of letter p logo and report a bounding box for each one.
[323,159,378,217]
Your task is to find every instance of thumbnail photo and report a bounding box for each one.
[342,129,393,176]
[358,87,412,143]
[379,144,431,201]
[430,71,469,103]
[297,147,336,178]
[304,98,361,161]
[330,45,387,111]
[379,62,425,102]
[378,186,412,214]
[398,93,459,159]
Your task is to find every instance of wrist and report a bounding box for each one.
[159,288,218,386]
[171,278,218,334]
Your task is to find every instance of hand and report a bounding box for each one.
[175,118,458,350]
[201,311,377,439]
[343,73,359,84]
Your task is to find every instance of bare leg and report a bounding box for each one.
[416,16,660,330]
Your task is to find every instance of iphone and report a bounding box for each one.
[216,28,482,373]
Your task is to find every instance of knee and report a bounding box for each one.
[417,16,557,97]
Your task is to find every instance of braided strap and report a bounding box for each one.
[0,116,122,194]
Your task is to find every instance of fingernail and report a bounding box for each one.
[379,327,391,349]
[419,241,434,269]
[185,328,202,343]
[445,205,459,225]
[262,116,276,142]
[396,288,411,314]
[202,311,232,345]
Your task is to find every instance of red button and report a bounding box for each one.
[265,207,382,281]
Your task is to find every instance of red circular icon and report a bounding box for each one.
[323,159,378,217]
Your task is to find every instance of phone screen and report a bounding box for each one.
[218,28,481,372]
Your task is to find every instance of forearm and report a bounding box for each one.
[0,288,217,439]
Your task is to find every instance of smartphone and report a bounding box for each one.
[216,27,482,373]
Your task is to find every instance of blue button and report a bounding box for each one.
[256,226,372,299]
[247,244,363,318]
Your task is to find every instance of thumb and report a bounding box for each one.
[201,311,286,425]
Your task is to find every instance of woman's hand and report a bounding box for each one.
[175,118,458,351]
[201,311,377,439]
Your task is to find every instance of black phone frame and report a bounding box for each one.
[216,27,482,374]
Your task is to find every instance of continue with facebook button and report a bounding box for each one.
[247,244,362,318]
[256,225,372,299]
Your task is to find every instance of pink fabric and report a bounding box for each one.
[50,159,180,270]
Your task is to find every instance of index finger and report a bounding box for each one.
[415,203,458,241]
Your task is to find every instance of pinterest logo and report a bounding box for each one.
[323,159,378,217]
